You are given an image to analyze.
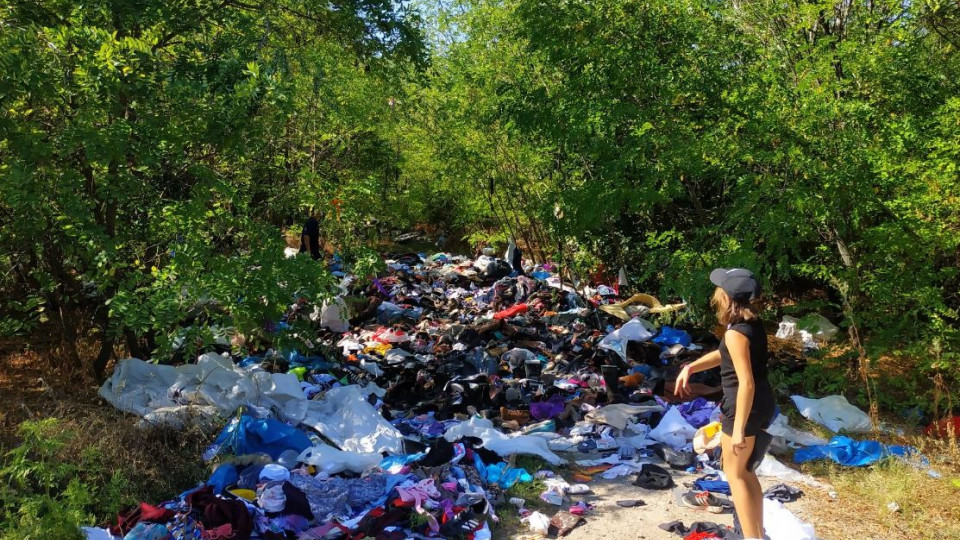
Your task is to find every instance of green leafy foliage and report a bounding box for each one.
[395,0,960,407]
[0,1,425,374]
[0,0,958,407]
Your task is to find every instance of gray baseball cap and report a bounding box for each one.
[709,268,759,302]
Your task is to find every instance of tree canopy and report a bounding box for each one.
[2,0,958,400]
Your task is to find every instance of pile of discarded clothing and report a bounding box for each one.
[89,250,846,540]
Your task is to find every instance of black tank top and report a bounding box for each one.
[719,320,770,391]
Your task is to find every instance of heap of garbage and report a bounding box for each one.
[86,249,897,540]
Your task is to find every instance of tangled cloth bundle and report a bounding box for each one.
[201,524,235,540]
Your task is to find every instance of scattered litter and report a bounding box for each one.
[791,394,873,433]
[87,249,853,539]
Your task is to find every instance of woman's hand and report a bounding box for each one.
[730,430,747,455]
[674,365,691,397]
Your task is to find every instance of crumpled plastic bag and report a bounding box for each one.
[521,511,551,535]
[756,455,829,490]
[652,326,692,347]
[791,395,872,433]
[648,406,697,449]
[319,297,349,333]
[202,414,313,462]
[598,318,657,360]
[693,421,723,454]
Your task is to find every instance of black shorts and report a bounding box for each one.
[720,387,775,437]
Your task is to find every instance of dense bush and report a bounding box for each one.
[1,1,958,407]
[396,0,960,404]
[0,417,209,539]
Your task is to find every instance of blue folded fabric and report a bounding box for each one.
[692,474,731,495]
[793,435,912,467]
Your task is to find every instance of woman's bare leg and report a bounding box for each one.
[722,433,764,538]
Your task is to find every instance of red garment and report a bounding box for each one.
[110,502,175,536]
[138,502,174,523]
[493,304,528,320]
[685,532,722,540]
[925,416,960,438]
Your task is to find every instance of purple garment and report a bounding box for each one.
[408,414,445,438]
[530,395,565,420]
[677,398,716,428]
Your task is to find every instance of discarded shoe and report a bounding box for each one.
[679,490,730,514]
[499,406,530,425]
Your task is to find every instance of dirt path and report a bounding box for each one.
[506,470,861,540]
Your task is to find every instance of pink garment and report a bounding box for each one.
[396,479,441,533]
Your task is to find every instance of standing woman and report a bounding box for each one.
[675,268,774,540]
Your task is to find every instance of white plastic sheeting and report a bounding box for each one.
[100,355,404,454]
[443,417,566,465]
[100,354,308,427]
[764,498,817,540]
[300,385,403,454]
[766,414,829,450]
[598,318,657,360]
[756,455,830,490]
[791,395,872,433]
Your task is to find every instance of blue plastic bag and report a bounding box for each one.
[793,435,912,467]
[652,326,692,347]
[203,414,313,461]
[207,463,239,494]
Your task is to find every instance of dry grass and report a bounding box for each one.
[780,407,960,540]
[1,335,213,528]
[800,456,960,540]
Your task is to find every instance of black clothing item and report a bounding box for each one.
[719,320,775,436]
[510,246,524,274]
[651,443,696,470]
[418,437,455,467]
[748,429,773,472]
[633,464,675,490]
[483,260,512,280]
[764,483,803,503]
[299,217,321,260]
